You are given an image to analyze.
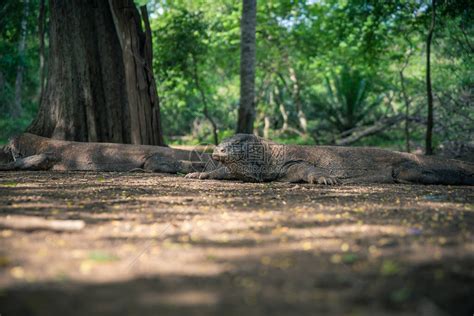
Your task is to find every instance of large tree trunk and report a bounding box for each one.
[13,0,29,119]
[28,0,165,146]
[236,0,257,134]
[110,1,165,145]
[425,0,436,155]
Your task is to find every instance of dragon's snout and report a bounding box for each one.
[212,146,228,161]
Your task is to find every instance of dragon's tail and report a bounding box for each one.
[393,156,474,185]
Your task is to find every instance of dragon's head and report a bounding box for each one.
[212,134,263,162]
[212,134,281,181]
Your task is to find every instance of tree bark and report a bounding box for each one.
[105,1,164,145]
[13,0,29,119]
[425,0,436,155]
[237,0,257,134]
[28,0,165,146]
[137,4,165,146]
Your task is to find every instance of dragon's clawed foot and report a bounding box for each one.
[308,174,340,185]
[185,172,210,180]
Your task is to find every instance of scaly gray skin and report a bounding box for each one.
[185,134,474,185]
[0,133,209,174]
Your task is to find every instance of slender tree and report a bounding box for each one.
[399,43,414,153]
[237,0,257,134]
[289,66,308,134]
[399,69,411,153]
[38,0,46,103]
[28,0,165,145]
[425,0,436,155]
[13,0,29,119]
[191,55,219,145]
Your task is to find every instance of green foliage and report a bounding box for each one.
[134,0,149,7]
[152,4,239,140]
[0,0,472,150]
[152,8,210,138]
[316,67,383,133]
[273,135,316,146]
[0,0,43,144]
[154,9,208,79]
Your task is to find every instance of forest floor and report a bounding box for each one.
[0,171,473,316]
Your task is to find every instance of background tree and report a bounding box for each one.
[425,0,436,155]
[1,0,472,156]
[237,0,257,134]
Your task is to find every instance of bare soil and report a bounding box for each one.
[0,171,473,316]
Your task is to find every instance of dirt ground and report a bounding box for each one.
[0,171,473,316]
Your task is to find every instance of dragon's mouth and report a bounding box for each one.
[212,152,227,161]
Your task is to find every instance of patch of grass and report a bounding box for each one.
[273,134,316,145]
[0,182,18,187]
[381,260,400,276]
[342,253,358,264]
[87,251,118,263]
[390,287,412,303]
[0,255,11,267]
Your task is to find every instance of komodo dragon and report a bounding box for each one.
[0,133,210,174]
[185,134,474,185]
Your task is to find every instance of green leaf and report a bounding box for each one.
[134,0,148,7]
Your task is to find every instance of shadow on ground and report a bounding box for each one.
[0,171,473,316]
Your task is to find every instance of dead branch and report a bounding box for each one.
[335,115,404,146]
[0,215,85,232]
